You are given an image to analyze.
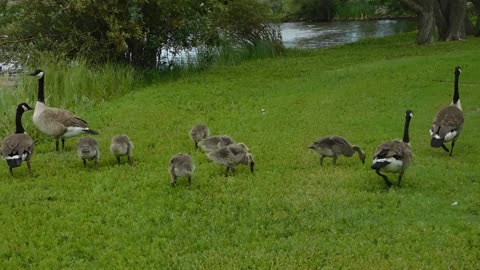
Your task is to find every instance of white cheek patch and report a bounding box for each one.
[22,105,28,111]
[37,72,44,78]
[444,130,458,142]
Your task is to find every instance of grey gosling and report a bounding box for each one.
[371,110,413,188]
[1,103,34,176]
[189,124,210,149]
[198,135,236,153]
[309,136,366,166]
[169,153,195,187]
[77,136,99,168]
[29,69,99,152]
[430,66,464,156]
[207,143,254,177]
[110,134,134,164]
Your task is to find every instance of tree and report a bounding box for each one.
[401,0,480,45]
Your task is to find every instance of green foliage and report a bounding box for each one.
[288,0,337,21]
[1,33,480,268]
[1,0,281,69]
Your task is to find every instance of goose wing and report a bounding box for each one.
[312,136,348,151]
[373,141,410,160]
[431,106,464,138]
[43,108,89,128]
[1,134,34,158]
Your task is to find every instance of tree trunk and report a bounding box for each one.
[435,0,466,41]
[473,0,480,36]
[401,0,436,45]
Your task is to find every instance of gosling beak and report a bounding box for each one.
[249,161,255,173]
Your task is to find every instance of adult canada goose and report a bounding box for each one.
[28,69,99,151]
[110,134,134,165]
[198,135,236,153]
[189,124,210,149]
[1,103,34,176]
[430,66,464,156]
[371,110,413,188]
[207,143,254,177]
[308,136,366,166]
[77,136,99,168]
[168,153,195,187]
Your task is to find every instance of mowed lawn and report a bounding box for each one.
[1,33,480,268]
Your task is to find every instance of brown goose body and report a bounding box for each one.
[189,124,210,149]
[169,153,195,186]
[371,110,413,188]
[1,103,34,176]
[29,69,99,151]
[309,135,366,166]
[430,66,464,156]
[207,143,254,176]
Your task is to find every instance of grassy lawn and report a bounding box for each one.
[1,33,480,268]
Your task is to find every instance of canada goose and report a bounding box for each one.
[371,110,413,188]
[198,135,236,153]
[168,153,195,187]
[308,136,366,166]
[28,69,99,152]
[189,124,210,149]
[1,103,34,176]
[110,134,134,165]
[430,66,464,156]
[207,143,254,177]
[77,136,99,168]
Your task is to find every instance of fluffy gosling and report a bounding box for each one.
[77,136,99,168]
[110,134,134,165]
[169,153,195,187]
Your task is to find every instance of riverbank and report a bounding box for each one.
[1,33,480,268]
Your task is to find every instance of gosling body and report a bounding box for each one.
[77,136,99,168]
[189,124,210,149]
[207,143,254,176]
[309,136,366,166]
[198,135,236,153]
[110,135,134,164]
[169,153,195,187]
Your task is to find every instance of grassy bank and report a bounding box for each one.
[1,33,480,268]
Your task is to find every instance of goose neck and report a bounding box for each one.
[403,116,411,143]
[38,76,45,103]
[453,72,460,104]
[15,108,25,134]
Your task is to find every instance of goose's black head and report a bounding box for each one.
[405,109,413,119]
[28,69,44,79]
[17,102,33,112]
[454,66,461,75]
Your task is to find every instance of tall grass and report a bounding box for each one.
[336,0,376,19]
[0,57,137,139]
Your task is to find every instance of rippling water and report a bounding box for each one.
[281,19,416,49]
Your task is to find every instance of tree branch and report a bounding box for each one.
[400,0,424,13]
[0,34,61,47]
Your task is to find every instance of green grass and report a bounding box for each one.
[1,32,480,268]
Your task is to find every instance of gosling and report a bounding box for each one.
[169,153,195,187]
[207,143,254,176]
[189,124,210,149]
[308,136,366,166]
[198,135,236,153]
[110,134,134,165]
[77,136,99,168]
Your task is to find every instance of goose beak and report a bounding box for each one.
[249,161,255,173]
[28,71,36,76]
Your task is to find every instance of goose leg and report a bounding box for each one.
[9,167,13,176]
[55,139,60,152]
[127,156,133,165]
[188,177,192,187]
[194,142,198,150]
[117,156,121,164]
[376,170,392,188]
[449,140,456,157]
[320,155,325,166]
[225,167,230,177]
[332,155,338,166]
[61,138,65,151]
[27,160,32,176]
[441,144,449,153]
[94,159,98,169]
[83,159,86,168]
[397,171,404,187]
[231,167,236,176]
[171,175,177,187]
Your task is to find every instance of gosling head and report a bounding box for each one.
[28,69,44,79]
[352,145,366,164]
